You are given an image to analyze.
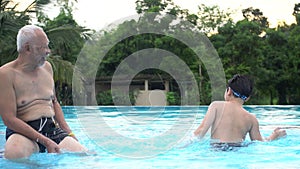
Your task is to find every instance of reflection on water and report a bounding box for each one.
[0,106,299,168]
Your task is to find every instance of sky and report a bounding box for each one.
[16,0,298,30]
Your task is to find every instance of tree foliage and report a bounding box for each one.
[1,0,299,105]
[0,0,89,104]
[211,5,300,104]
[0,0,33,65]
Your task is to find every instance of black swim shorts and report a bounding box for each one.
[6,117,69,153]
[210,142,245,151]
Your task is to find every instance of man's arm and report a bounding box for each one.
[0,68,60,153]
[47,60,77,140]
[52,93,78,141]
[52,96,70,132]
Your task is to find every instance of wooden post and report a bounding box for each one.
[164,80,169,92]
[145,80,149,91]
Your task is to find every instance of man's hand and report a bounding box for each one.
[42,138,60,153]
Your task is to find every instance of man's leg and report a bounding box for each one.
[58,136,87,152]
[4,133,39,159]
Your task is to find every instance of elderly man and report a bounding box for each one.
[0,25,86,159]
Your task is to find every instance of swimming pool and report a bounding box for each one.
[1,106,299,168]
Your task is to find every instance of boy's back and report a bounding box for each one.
[210,101,256,143]
[194,74,286,144]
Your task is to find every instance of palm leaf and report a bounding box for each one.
[47,55,85,103]
[47,55,74,85]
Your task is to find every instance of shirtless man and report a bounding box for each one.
[194,74,286,147]
[0,25,86,159]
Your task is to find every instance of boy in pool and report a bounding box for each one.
[193,74,286,147]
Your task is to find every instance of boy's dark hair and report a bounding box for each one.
[227,74,253,101]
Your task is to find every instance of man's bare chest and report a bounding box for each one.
[13,69,54,104]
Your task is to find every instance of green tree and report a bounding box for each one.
[242,7,269,29]
[196,4,232,35]
[262,27,289,104]
[36,0,91,64]
[0,0,33,65]
[0,0,91,105]
[286,24,300,104]
[210,18,267,104]
[136,0,173,14]
[293,3,300,25]
[211,5,300,105]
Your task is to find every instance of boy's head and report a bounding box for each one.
[227,74,253,101]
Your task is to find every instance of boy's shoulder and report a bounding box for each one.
[209,101,226,107]
[208,101,227,111]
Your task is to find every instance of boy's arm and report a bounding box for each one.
[249,115,264,141]
[193,102,217,139]
[265,128,286,141]
[249,116,286,141]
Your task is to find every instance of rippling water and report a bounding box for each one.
[0,106,299,168]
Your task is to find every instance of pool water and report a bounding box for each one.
[0,106,299,169]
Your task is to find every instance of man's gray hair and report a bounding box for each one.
[17,25,44,52]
